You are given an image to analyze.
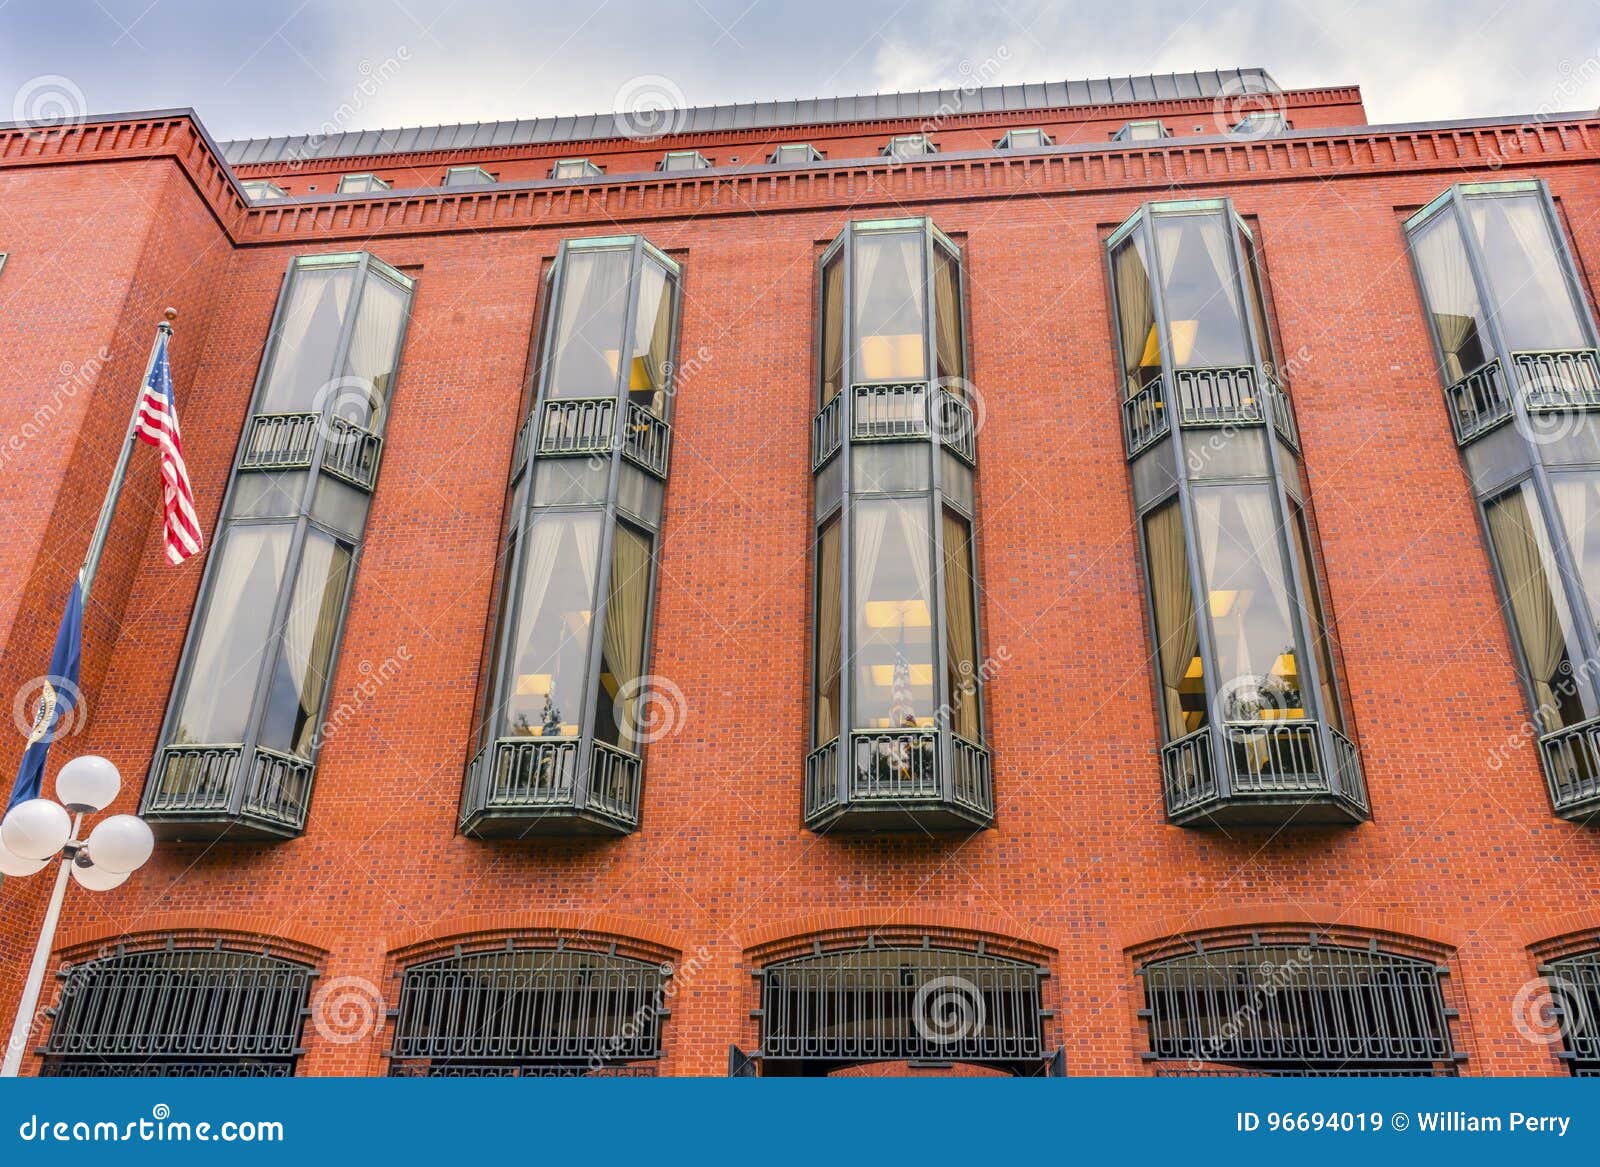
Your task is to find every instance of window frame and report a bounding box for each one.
[241,179,288,200]
[658,150,711,172]
[1113,119,1169,142]
[336,173,392,194]
[550,158,604,179]
[442,165,496,187]
[995,127,1053,150]
[881,134,937,160]
[769,143,824,164]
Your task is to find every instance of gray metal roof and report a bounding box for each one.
[220,68,1281,165]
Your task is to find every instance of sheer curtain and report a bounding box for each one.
[551,250,630,397]
[1471,197,1585,351]
[941,511,980,740]
[1413,216,1483,382]
[603,526,652,748]
[1146,503,1199,738]
[933,250,964,388]
[1235,488,1294,635]
[506,514,585,736]
[850,503,890,730]
[271,532,352,756]
[1553,475,1600,632]
[821,258,845,404]
[1113,236,1156,396]
[259,268,354,413]
[1486,490,1570,725]
[814,522,842,743]
[341,276,407,431]
[643,270,675,415]
[851,237,883,384]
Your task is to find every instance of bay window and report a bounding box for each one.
[806,217,991,832]
[1406,180,1600,819]
[461,235,679,837]
[143,253,414,839]
[1108,199,1365,826]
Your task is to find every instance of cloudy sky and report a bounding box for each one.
[1,0,1595,141]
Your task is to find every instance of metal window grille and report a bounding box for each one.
[1542,949,1600,1075]
[759,944,1045,1071]
[1140,943,1459,1074]
[387,947,666,1076]
[42,947,314,1077]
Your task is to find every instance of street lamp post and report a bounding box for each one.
[0,755,154,1077]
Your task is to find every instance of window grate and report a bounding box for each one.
[388,947,666,1075]
[760,945,1045,1068]
[1141,943,1458,1074]
[1544,949,1600,1075]
[42,948,314,1077]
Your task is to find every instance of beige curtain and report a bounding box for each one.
[277,533,352,756]
[341,276,408,430]
[1471,196,1585,351]
[1146,503,1199,738]
[551,249,629,398]
[605,526,652,748]
[634,263,675,415]
[259,267,355,413]
[1236,488,1294,635]
[821,258,845,403]
[1487,489,1569,724]
[933,250,964,388]
[941,511,980,740]
[814,523,842,742]
[1413,216,1482,382]
[1113,236,1156,396]
[1553,475,1600,631]
[850,503,890,730]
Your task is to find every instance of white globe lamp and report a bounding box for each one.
[1,798,72,862]
[85,814,155,875]
[55,755,121,814]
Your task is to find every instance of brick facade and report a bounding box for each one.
[1,79,1599,1076]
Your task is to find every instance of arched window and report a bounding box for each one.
[752,941,1051,1076]
[387,944,668,1076]
[43,945,315,1077]
[1540,948,1600,1076]
[1139,940,1461,1075]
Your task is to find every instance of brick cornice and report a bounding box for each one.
[3,111,1596,248]
[225,85,1366,179]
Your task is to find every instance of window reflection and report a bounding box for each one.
[933,247,964,388]
[258,267,356,413]
[592,524,653,748]
[1112,230,1160,399]
[852,232,926,383]
[259,531,353,756]
[1551,472,1600,638]
[942,509,980,740]
[548,248,633,398]
[1144,501,1204,738]
[852,498,936,729]
[1154,214,1250,369]
[1467,195,1586,352]
[1411,213,1493,382]
[505,511,602,737]
[814,520,842,742]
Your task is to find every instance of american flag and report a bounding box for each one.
[134,335,202,564]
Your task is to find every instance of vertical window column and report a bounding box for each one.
[461,235,680,838]
[1108,200,1366,827]
[806,218,991,833]
[142,253,414,840]
[1406,181,1600,821]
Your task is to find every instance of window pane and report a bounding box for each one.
[820,254,844,403]
[259,531,354,757]
[1111,230,1159,398]
[1288,503,1342,730]
[1467,195,1586,352]
[1239,228,1276,372]
[933,247,964,387]
[593,524,653,749]
[1154,214,1250,368]
[814,520,842,742]
[548,248,632,399]
[258,266,357,413]
[852,232,926,383]
[504,511,603,736]
[1192,485,1304,723]
[942,509,981,740]
[1486,482,1595,730]
[1144,501,1204,739]
[173,524,294,744]
[1553,472,1600,639]
[338,273,410,432]
[627,260,676,417]
[852,498,935,729]
[1411,213,1493,382]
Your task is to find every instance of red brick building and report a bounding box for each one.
[1,68,1599,1077]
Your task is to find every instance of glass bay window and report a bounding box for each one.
[142,253,414,839]
[807,218,990,833]
[461,235,679,837]
[1108,199,1366,826]
[1407,180,1600,819]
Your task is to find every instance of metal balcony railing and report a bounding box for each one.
[1537,716,1600,820]
[1159,719,1368,825]
[853,382,929,439]
[1442,360,1512,444]
[850,727,939,800]
[804,729,993,830]
[1515,348,1600,412]
[812,393,844,467]
[811,382,979,468]
[509,412,533,482]
[239,412,384,491]
[462,736,642,833]
[622,402,671,476]
[529,396,671,478]
[1121,367,1299,458]
[1122,381,1170,457]
[142,743,313,836]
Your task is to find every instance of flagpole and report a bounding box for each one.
[77,308,176,604]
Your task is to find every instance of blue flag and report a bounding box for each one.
[7,580,84,812]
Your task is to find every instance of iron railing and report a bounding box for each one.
[1140,942,1459,1073]
[1121,367,1298,458]
[935,388,978,464]
[143,744,313,833]
[530,396,671,477]
[1443,360,1512,444]
[510,412,533,482]
[42,948,314,1077]
[1537,717,1600,820]
[387,946,665,1074]
[850,728,940,800]
[759,944,1046,1069]
[239,412,383,491]
[389,1062,657,1077]
[813,393,844,468]
[812,382,979,464]
[804,739,841,818]
[951,735,993,817]
[622,402,671,476]
[463,736,642,831]
[1541,949,1600,1075]
[1122,381,1169,457]
[1515,348,1600,412]
[806,730,993,829]
[853,382,928,439]
[1158,721,1368,822]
